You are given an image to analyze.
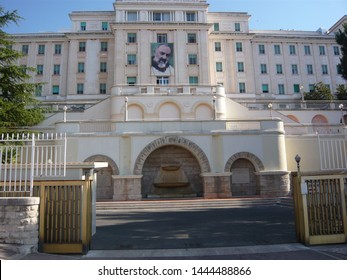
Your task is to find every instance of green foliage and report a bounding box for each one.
[304,82,334,101]
[335,23,347,81]
[336,84,347,100]
[0,7,44,133]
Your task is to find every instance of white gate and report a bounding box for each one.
[318,134,347,171]
[0,133,66,196]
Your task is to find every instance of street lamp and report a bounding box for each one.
[268,103,273,119]
[124,97,128,122]
[339,104,345,125]
[213,96,217,120]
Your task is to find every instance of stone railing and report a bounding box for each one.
[0,197,40,254]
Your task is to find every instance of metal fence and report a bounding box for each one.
[0,133,66,196]
[318,134,347,171]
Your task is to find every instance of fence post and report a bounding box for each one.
[30,134,35,197]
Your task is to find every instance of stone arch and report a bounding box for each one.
[84,155,120,200]
[312,114,328,124]
[224,152,264,173]
[134,136,211,175]
[225,152,264,197]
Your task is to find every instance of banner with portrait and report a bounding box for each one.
[151,43,174,76]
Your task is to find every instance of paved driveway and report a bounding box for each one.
[91,198,296,250]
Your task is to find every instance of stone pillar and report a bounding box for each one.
[0,197,40,254]
[258,171,291,196]
[201,173,232,199]
[112,175,143,201]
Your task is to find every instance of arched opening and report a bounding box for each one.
[84,155,119,200]
[230,159,258,196]
[141,145,203,198]
[312,114,329,134]
[287,115,300,123]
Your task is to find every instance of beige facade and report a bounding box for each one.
[9,0,347,200]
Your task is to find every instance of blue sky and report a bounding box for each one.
[1,0,346,34]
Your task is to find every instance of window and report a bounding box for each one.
[309,84,315,92]
[100,62,107,73]
[78,62,85,73]
[216,62,223,72]
[291,64,298,75]
[37,65,43,75]
[100,83,107,94]
[80,22,86,31]
[274,45,281,55]
[236,42,243,52]
[214,23,220,31]
[128,33,137,43]
[101,42,108,52]
[157,76,169,85]
[187,33,197,43]
[127,12,138,22]
[52,85,60,95]
[337,65,342,75]
[237,62,244,72]
[22,45,29,55]
[258,44,265,54]
[157,33,167,43]
[186,12,196,22]
[189,76,199,85]
[293,84,300,93]
[79,42,86,52]
[278,84,285,95]
[127,77,137,86]
[262,84,269,93]
[276,64,283,74]
[77,83,84,94]
[102,22,108,31]
[289,45,296,55]
[260,64,267,74]
[35,85,43,97]
[54,44,62,55]
[153,12,170,22]
[127,54,137,65]
[53,64,60,75]
[188,54,198,65]
[307,64,313,75]
[234,23,241,32]
[333,46,340,56]
[215,42,221,52]
[319,46,326,55]
[239,82,246,93]
[304,45,311,55]
[20,65,27,74]
[322,65,328,75]
[38,44,45,55]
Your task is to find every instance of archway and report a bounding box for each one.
[133,136,211,198]
[84,155,119,200]
[225,152,264,197]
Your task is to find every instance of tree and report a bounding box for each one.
[304,82,334,101]
[335,23,347,81]
[0,7,44,133]
[336,84,347,100]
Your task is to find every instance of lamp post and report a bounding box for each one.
[339,104,344,125]
[124,97,128,122]
[268,103,273,119]
[299,85,306,109]
[63,106,67,123]
[213,96,217,120]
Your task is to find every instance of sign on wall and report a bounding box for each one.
[151,43,174,76]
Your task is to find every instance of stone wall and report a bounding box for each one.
[0,197,40,254]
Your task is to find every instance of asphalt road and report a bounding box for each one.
[91,198,297,250]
